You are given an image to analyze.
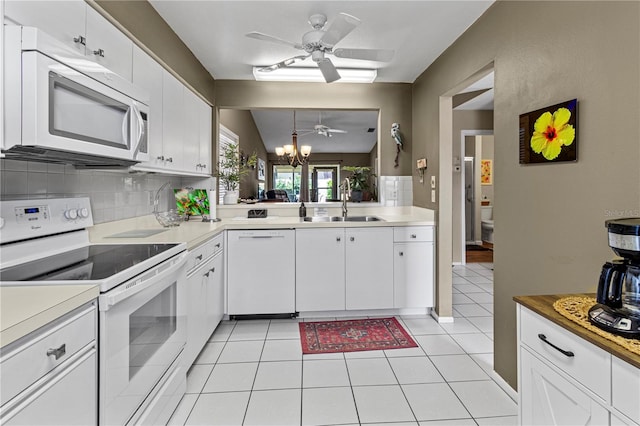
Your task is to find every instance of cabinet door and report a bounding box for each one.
[198,100,212,174]
[132,46,164,168]
[296,229,346,311]
[345,227,393,310]
[161,72,185,171]
[4,0,86,56]
[3,350,97,426]
[205,253,224,336]
[520,348,609,426]
[394,242,434,308]
[185,269,207,367]
[84,6,132,81]
[182,89,201,173]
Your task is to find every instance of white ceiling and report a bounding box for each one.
[249,109,379,154]
[148,1,494,83]
[149,1,495,153]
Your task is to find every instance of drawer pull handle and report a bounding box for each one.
[538,334,574,357]
[47,344,66,360]
[399,251,404,256]
[350,237,355,242]
[215,243,221,248]
[411,234,417,238]
[336,236,341,242]
[196,254,203,261]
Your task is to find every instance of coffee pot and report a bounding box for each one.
[589,218,640,338]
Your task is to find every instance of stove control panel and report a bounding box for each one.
[0,197,93,244]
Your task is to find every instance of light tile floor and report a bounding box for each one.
[168,262,517,426]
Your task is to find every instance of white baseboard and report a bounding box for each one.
[430,310,454,323]
[490,369,518,402]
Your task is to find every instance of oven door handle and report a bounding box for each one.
[99,252,187,311]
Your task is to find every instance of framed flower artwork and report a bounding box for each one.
[519,99,577,164]
[481,160,492,185]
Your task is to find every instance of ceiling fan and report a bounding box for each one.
[298,112,347,138]
[246,13,394,83]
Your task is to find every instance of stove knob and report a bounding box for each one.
[78,208,90,219]
[64,209,78,220]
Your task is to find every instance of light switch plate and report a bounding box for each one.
[430,176,436,189]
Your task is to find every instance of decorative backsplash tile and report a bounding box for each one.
[0,159,212,224]
[378,176,413,206]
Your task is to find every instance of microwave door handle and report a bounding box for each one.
[122,107,132,150]
[131,105,145,159]
[99,252,187,310]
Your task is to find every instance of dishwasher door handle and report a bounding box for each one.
[238,235,285,239]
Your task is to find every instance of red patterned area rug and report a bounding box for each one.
[299,317,417,354]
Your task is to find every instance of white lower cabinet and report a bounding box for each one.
[296,228,346,311]
[185,234,224,367]
[227,230,295,315]
[345,227,394,310]
[518,304,640,426]
[520,347,609,425]
[393,226,434,309]
[0,303,97,425]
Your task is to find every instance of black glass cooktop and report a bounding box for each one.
[1,244,180,282]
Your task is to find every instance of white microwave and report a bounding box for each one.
[3,26,149,167]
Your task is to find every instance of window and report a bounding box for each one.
[309,165,339,202]
[272,165,300,201]
[218,125,239,204]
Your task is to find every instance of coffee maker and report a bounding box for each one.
[588,218,640,338]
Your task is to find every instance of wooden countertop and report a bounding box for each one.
[514,294,640,369]
[0,285,99,348]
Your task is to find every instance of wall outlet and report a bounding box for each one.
[430,176,436,189]
[431,189,436,203]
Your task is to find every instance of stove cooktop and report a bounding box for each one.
[0,243,180,282]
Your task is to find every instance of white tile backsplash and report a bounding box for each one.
[0,159,212,224]
[379,175,413,206]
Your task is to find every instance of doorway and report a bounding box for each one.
[310,166,338,202]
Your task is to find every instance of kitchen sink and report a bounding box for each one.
[303,216,384,222]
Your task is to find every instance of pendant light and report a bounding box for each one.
[275,111,311,168]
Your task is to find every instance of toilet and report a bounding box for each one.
[481,205,494,244]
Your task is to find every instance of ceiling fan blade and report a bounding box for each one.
[257,55,309,72]
[246,31,303,50]
[320,13,360,47]
[333,48,394,62]
[327,129,347,134]
[317,58,341,83]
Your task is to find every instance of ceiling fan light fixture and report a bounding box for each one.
[252,66,377,83]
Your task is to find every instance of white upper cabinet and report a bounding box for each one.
[162,71,186,172]
[182,89,201,173]
[4,0,86,56]
[84,6,133,81]
[4,1,133,81]
[198,101,212,174]
[132,46,163,169]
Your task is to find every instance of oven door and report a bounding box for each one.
[98,252,187,426]
[20,51,149,162]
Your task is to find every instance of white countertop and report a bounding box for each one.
[0,285,99,347]
[89,205,436,249]
[1,205,434,348]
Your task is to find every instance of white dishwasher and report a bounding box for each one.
[227,229,296,317]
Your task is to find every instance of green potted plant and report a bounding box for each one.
[342,166,376,202]
[215,142,256,204]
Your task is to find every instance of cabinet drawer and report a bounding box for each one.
[612,356,640,423]
[187,233,223,273]
[520,307,611,402]
[394,226,434,242]
[0,303,96,406]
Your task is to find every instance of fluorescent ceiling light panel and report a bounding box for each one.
[252,67,377,83]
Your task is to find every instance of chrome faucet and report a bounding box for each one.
[342,177,351,218]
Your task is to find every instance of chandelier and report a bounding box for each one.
[275,111,311,168]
